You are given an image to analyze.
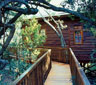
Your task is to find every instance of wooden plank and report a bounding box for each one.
[69,48,90,85]
[45,61,72,85]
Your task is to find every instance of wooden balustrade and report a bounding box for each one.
[42,46,90,85]
[12,49,51,85]
[40,46,69,63]
[11,46,90,85]
[69,48,90,85]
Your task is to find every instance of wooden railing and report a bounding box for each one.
[69,48,90,85]
[41,46,69,63]
[42,46,90,85]
[12,49,51,85]
[12,46,90,85]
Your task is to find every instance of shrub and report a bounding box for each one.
[21,18,46,61]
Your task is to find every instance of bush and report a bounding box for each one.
[20,18,46,61]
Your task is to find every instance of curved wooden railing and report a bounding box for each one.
[69,48,90,85]
[12,49,51,85]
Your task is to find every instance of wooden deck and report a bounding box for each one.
[45,61,72,85]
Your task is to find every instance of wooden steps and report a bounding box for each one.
[45,61,72,85]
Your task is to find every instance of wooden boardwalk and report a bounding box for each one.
[45,61,72,85]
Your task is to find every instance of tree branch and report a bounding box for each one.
[0,0,28,8]
[0,13,22,38]
[38,1,95,26]
[29,2,50,9]
[0,25,15,55]
[44,10,66,47]
[5,6,38,15]
[39,12,60,37]
[44,10,58,25]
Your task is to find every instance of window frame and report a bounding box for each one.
[74,26,83,44]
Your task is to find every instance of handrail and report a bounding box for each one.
[41,46,90,85]
[69,48,90,85]
[12,49,51,85]
[43,46,90,85]
[40,46,68,63]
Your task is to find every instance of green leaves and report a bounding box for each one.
[21,18,46,60]
[21,18,46,50]
[68,15,75,20]
[91,28,96,37]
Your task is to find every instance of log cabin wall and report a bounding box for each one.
[69,25,96,63]
[38,15,96,63]
[38,15,77,47]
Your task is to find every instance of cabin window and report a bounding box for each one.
[74,26,83,44]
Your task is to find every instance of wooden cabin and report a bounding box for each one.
[38,15,96,63]
[13,15,91,85]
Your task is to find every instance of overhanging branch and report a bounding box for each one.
[5,6,38,15]
[0,25,15,55]
[0,13,22,38]
[38,1,95,26]
[39,12,60,37]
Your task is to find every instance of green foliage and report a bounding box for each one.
[91,28,96,37]
[68,15,75,20]
[0,17,46,84]
[7,17,46,61]
[20,18,46,61]
[0,59,31,84]
[21,18,46,49]
[66,0,96,37]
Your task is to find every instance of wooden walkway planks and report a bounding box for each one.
[45,61,72,85]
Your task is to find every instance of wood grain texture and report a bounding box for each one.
[45,61,72,85]
[38,16,96,62]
